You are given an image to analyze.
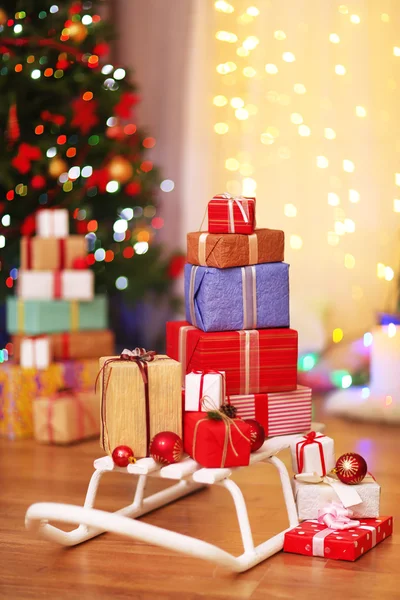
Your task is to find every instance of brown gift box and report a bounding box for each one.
[20,235,87,270]
[99,354,182,458]
[187,228,284,269]
[33,391,100,444]
[12,330,115,362]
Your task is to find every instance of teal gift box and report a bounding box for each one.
[6,295,108,335]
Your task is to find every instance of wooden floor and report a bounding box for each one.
[1,398,399,600]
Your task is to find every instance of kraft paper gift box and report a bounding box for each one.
[99,352,182,458]
[13,329,114,362]
[183,411,251,468]
[21,235,87,270]
[33,390,99,444]
[208,194,256,234]
[18,270,94,301]
[20,336,51,369]
[229,385,312,437]
[185,370,225,411]
[166,321,298,395]
[186,229,284,269]
[291,432,336,477]
[36,208,69,238]
[292,476,381,520]
[283,517,393,561]
[0,359,99,439]
[6,295,108,334]
[184,263,290,332]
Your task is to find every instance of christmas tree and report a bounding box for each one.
[0,0,182,309]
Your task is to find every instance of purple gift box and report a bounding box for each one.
[184,262,290,332]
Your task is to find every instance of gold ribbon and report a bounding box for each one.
[70,300,79,331]
[192,396,250,467]
[17,299,24,334]
[248,233,258,265]
[198,232,209,266]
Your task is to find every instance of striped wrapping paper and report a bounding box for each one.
[208,195,256,234]
[166,321,298,395]
[228,386,312,436]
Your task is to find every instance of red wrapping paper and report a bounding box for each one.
[184,412,251,468]
[208,195,256,234]
[228,385,312,437]
[166,321,298,395]
[283,517,393,561]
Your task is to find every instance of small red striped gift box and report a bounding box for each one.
[227,385,312,437]
[208,194,256,234]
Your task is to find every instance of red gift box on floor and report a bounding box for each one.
[184,412,251,468]
[208,194,256,234]
[283,517,393,561]
[228,385,312,437]
[166,321,298,395]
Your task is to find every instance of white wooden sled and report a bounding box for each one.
[25,427,324,573]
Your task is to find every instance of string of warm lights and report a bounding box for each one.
[212,0,399,393]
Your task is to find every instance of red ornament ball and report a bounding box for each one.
[244,419,265,452]
[72,256,88,270]
[149,431,183,466]
[335,452,367,485]
[31,175,46,189]
[112,445,135,467]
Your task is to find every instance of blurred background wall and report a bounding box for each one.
[114,0,400,352]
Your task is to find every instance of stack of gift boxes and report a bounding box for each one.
[1,208,114,443]
[283,430,392,561]
[97,193,392,561]
[168,193,313,466]
[99,194,312,467]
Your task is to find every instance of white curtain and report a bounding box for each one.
[117,0,400,350]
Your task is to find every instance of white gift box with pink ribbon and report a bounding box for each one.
[20,336,51,370]
[36,208,69,238]
[18,270,94,301]
[290,431,336,477]
[185,371,226,411]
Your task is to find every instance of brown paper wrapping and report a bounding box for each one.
[33,392,100,444]
[20,235,87,270]
[99,355,182,458]
[187,228,284,268]
[12,330,115,362]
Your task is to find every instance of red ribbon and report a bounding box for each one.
[46,389,96,443]
[296,431,327,476]
[53,271,62,299]
[61,333,70,360]
[26,236,33,269]
[58,238,65,270]
[96,348,158,455]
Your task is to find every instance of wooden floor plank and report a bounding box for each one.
[0,399,399,599]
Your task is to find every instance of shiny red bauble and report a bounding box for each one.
[149,431,183,466]
[244,419,265,452]
[335,452,368,485]
[72,256,88,270]
[112,445,135,467]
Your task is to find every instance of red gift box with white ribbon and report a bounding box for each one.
[283,517,393,561]
[228,385,312,437]
[208,194,256,234]
[166,321,298,395]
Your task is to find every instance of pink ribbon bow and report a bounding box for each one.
[317,502,361,530]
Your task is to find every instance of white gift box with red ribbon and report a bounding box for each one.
[290,431,336,477]
[18,270,94,301]
[20,336,51,370]
[36,208,69,238]
[185,370,226,411]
